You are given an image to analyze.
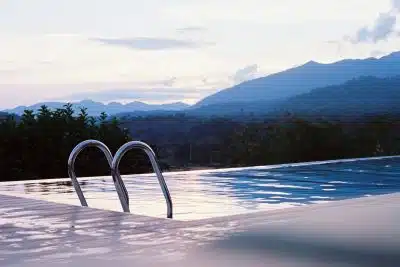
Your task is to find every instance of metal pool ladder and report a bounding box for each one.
[67,140,173,219]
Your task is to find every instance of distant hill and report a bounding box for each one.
[182,100,280,117]
[0,111,20,122]
[185,76,400,119]
[195,51,400,107]
[274,75,400,117]
[0,112,8,119]
[3,100,190,117]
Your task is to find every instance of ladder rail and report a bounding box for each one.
[67,139,129,209]
[111,141,173,219]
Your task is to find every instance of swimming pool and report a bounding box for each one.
[0,156,399,220]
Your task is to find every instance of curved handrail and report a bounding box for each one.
[67,139,129,210]
[111,141,173,218]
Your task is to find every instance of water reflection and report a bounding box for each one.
[200,157,400,205]
[0,157,399,220]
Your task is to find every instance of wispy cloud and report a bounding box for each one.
[91,37,213,50]
[326,40,344,56]
[62,87,217,102]
[232,64,259,84]
[370,50,387,57]
[393,0,400,11]
[176,26,207,34]
[160,77,177,87]
[348,13,397,43]
[0,66,31,77]
[200,77,227,88]
[115,77,177,87]
[345,1,400,44]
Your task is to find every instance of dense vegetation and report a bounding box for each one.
[0,104,157,181]
[0,103,399,182]
[120,113,400,169]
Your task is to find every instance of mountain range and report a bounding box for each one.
[272,75,400,117]
[185,51,400,117]
[3,51,400,118]
[195,51,400,107]
[172,75,399,119]
[3,100,190,117]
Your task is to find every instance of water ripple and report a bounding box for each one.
[0,157,399,220]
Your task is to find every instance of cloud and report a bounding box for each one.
[60,87,218,103]
[326,40,344,56]
[176,26,207,34]
[160,77,177,87]
[232,64,259,84]
[347,12,397,43]
[0,66,31,77]
[116,77,176,87]
[91,37,213,50]
[370,50,386,57]
[392,0,400,11]
[199,77,229,88]
[345,1,400,44]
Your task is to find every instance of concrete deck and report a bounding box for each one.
[0,193,399,267]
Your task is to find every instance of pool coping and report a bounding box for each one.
[1,192,399,266]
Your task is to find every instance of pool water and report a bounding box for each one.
[0,156,399,220]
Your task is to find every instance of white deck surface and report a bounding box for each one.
[0,193,399,267]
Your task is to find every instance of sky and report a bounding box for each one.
[1,0,400,109]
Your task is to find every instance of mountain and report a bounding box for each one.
[183,100,280,117]
[0,111,21,122]
[195,51,400,107]
[186,75,400,119]
[273,75,400,117]
[3,100,190,117]
[0,111,8,119]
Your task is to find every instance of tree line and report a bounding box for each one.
[119,113,400,169]
[0,104,157,181]
[0,104,399,181]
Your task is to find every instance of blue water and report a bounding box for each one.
[202,157,400,203]
[0,157,399,220]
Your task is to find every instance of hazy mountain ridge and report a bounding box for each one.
[3,99,190,116]
[186,75,400,118]
[115,75,400,119]
[195,51,400,107]
[273,75,400,116]
[0,111,8,118]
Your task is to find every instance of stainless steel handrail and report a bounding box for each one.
[111,141,173,218]
[67,139,129,210]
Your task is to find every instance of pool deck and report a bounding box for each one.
[0,193,399,267]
